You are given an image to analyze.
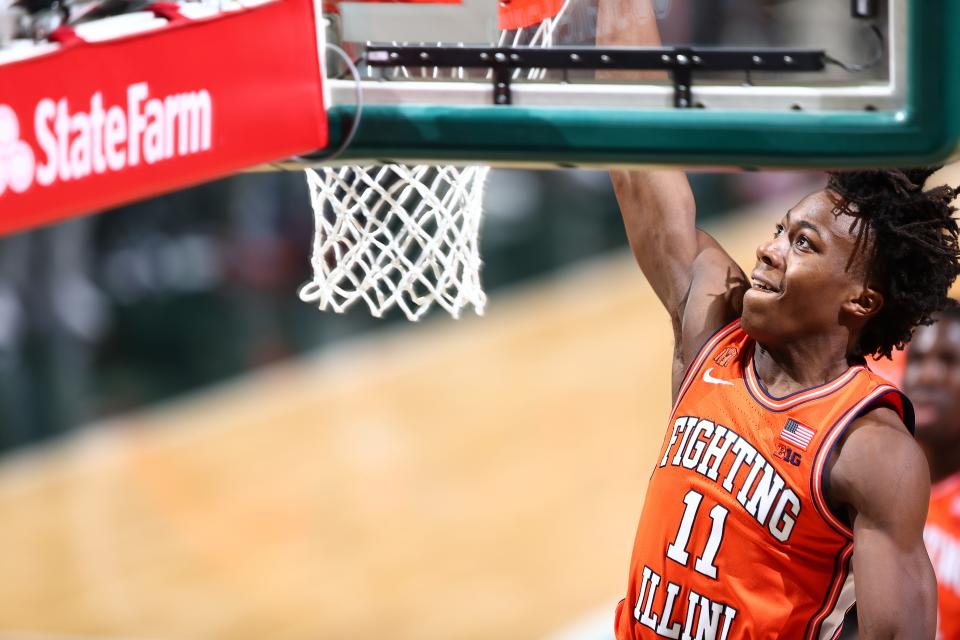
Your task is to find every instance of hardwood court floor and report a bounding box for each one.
[0,198,840,639]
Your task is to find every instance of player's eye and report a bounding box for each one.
[774,223,785,237]
[796,235,812,249]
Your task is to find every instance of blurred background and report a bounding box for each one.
[0,168,822,449]
[0,0,934,638]
[0,167,829,639]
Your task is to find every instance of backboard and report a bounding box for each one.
[289,0,960,168]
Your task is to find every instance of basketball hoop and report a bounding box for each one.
[300,0,569,321]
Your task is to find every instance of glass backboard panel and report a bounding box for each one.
[333,0,890,89]
[291,0,960,168]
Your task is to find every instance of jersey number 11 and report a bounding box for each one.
[665,490,729,579]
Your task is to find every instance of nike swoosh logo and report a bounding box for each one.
[703,368,734,386]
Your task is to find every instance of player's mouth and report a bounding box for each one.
[750,273,782,294]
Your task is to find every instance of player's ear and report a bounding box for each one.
[845,286,884,320]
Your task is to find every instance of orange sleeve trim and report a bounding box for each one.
[810,385,903,539]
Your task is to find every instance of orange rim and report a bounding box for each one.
[324,0,564,30]
[498,0,564,30]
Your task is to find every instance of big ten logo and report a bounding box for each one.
[775,443,802,467]
[0,105,36,196]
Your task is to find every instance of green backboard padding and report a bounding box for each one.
[323,2,960,168]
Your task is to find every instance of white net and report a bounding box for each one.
[300,164,489,321]
[301,1,571,321]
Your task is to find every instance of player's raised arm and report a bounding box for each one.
[596,0,747,389]
[830,409,938,638]
[596,0,693,320]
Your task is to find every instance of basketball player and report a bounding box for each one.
[598,1,960,637]
[905,308,960,639]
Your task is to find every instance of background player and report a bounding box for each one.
[905,306,960,640]
[600,1,960,637]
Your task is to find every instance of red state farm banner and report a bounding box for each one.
[0,0,328,234]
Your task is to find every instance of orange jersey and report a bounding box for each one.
[926,472,960,640]
[615,319,911,640]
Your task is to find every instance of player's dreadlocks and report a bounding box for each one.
[827,167,960,360]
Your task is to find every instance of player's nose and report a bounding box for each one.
[755,236,784,270]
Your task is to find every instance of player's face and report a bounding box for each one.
[904,319,960,445]
[741,190,873,347]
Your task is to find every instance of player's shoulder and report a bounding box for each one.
[836,406,917,471]
[828,406,928,520]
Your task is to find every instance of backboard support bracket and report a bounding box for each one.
[367,44,825,109]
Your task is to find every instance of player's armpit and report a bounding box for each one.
[828,408,937,639]
[679,231,747,355]
[666,231,747,397]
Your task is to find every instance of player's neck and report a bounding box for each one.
[752,338,854,398]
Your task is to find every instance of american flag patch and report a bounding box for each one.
[779,419,815,451]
